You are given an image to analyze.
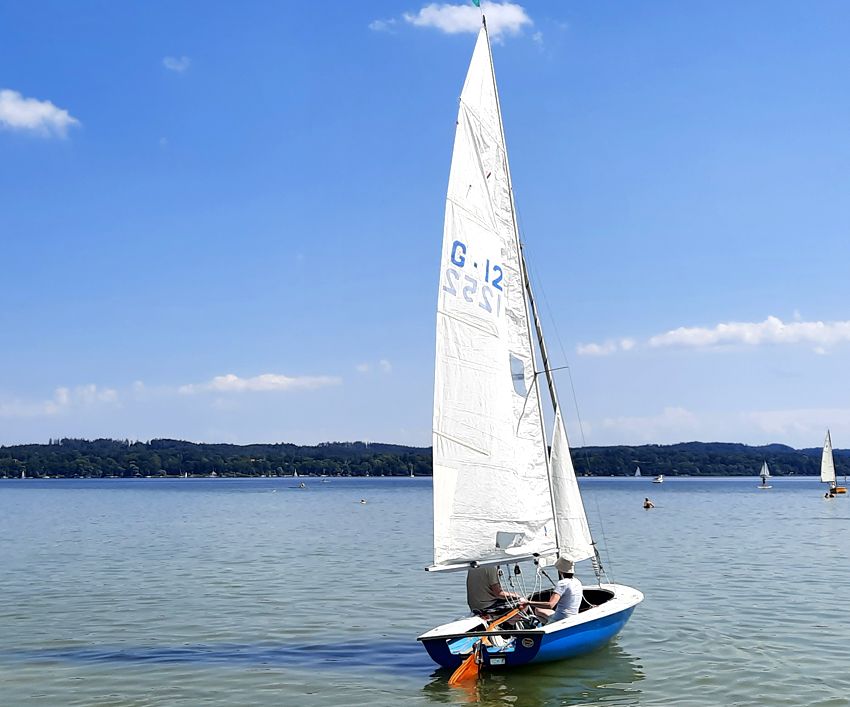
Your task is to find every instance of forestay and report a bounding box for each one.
[432,27,555,569]
[821,431,836,484]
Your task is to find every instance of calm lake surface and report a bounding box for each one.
[1,476,849,706]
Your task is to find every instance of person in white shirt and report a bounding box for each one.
[466,564,522,613]
[526,558,583,624]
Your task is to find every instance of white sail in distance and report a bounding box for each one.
[821,431,836,484]
[760,461,770,479]
[431,27,555,569]
[634,466,641,477]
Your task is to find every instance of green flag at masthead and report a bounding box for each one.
[471,0,480,6]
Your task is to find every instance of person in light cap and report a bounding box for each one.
[525,557,583,624]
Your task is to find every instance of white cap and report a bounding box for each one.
[554,557,574,574]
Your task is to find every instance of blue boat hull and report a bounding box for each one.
[421,604,636,669]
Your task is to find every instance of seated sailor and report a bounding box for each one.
[466,564,522,614]
[526,558,582,623]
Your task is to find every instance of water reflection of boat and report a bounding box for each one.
[422,642,645,706]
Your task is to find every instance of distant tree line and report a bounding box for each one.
[0,438,841,479]
[571,441,840,478]
[0,438,430,479]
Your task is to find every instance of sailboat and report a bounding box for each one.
[634,466,641,478]
[821,430,846,494]
[758,461,771,489]
[417,18,642,672]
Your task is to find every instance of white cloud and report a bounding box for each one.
[649,316,850,351]
[578,315,850,355]
[178,373,341,395]
[0,384,118,419]
[355,360,392,374]
[369,18,397,32]
[601,406,699,443]
[0,89,80,137]
[742,408,850,441]
[402,2,532,39]
[576,338,635,357]
[162,56,191,73]
[589,404,850,447]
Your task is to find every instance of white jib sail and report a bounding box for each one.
[550,410,594,562]
[821,431,836,484]
[760,461,770,479]
[432,27,555,568]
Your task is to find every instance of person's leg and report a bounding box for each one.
[532,607,554,622]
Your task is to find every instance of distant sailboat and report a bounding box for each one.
[821,430,846,494]
[758,461,771,489]
[652,474,663,484]
[634,466,641,478]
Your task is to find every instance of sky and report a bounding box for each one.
[2,0,850,449]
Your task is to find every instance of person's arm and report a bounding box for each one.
[526,592,561,610]
[489,582,522,601]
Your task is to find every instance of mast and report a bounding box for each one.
[481,17,562,555]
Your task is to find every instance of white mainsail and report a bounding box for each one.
[432,27,568,569]
[634,466,641,477]
[821,431,836,484]
[760,461,770,479]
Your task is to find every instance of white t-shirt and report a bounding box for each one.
[549,576,582,623]
[466,565,502,611]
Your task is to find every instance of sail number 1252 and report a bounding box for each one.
[442,240,503,316]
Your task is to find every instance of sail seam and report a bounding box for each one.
[433,430,489,456]
[436,309,500,337]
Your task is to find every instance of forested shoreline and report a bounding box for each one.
[0,438,841,479]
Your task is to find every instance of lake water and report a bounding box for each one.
[1,475,849,706]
